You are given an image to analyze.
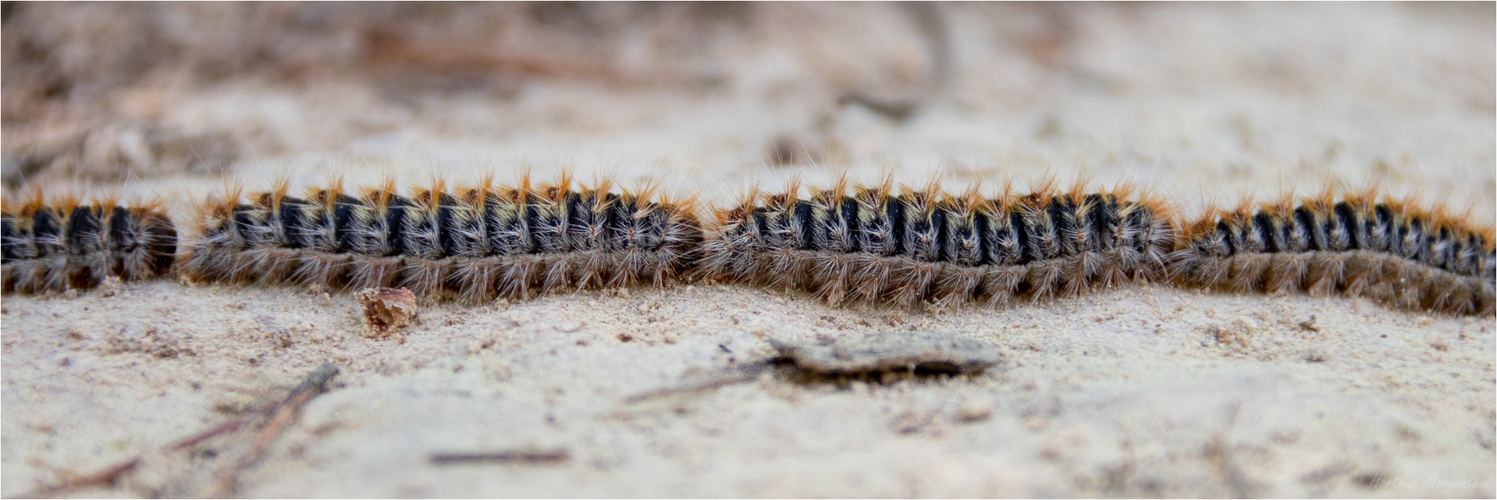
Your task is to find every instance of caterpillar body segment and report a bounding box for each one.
[699,179,1179,309]
[2,194,177,293]
[1169,189,1496,315]
[180,177,704,302]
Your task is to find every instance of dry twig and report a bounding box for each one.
[429,450,571,465]
[622,360,773,404]
[204,363,340,498]
[21,363,340,499]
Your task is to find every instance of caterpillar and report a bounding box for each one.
[1,194,177,293]
[7,174,1492,318]
[699,178,1178,309]
[179,175,704,302]
[1169,188,1496,315]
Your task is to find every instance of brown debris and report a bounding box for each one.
[356,287,419,340]
[1298,316,1320,333]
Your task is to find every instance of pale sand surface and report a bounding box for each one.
[2,3,1494,497]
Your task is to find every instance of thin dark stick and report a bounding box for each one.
[18,363,340,499]
[19,419,256,498]
[429,450,571,465]
[622,360,774,404]
[204,363,340,498]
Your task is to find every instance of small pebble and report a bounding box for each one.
[957,397,995,422]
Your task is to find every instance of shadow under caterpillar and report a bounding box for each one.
[700,178,1178,309]
[1,195,177,293]
[1169,189,1496,315]
[180,176,703,301]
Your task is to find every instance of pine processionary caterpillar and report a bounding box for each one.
[1168,188,1496,315]
[4,175,1493,318]
[1,194,177,293]
[178,175,704,302]
[699,177,1178,309]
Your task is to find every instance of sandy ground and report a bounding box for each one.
[2,3,1494,497]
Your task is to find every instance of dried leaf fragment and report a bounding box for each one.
[355,287,418,340]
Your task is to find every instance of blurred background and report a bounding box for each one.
[3,2,1493,215]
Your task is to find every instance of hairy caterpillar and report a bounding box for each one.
[8,172,1492,318]
[1,194,177,293]
[179,175,703,301]
[1169,188,1496,315]
[699,178,1178,309]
